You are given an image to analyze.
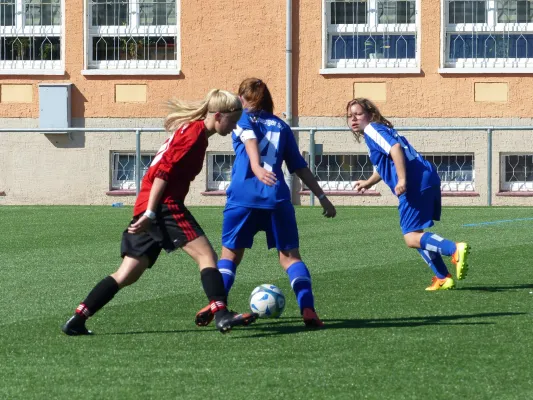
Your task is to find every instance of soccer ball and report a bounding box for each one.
[249,284,286,318]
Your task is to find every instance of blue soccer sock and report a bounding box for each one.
[417,249,450,279]
[420,232,457,257]
[217,259,237,294]
[286,261,314,312]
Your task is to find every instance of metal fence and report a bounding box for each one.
[1,125,533,206]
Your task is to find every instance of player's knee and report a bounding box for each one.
[403,235,418,248]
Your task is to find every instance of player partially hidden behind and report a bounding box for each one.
[62,89,258,335]
[347,98,470,290]
[195,78,336,328]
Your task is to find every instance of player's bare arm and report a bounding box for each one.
[294,167,336,218]
[128,177,167,234]
[390,143,407,196]
[244,138,277,186]
[355,171,382,193]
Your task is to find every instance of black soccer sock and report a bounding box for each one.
[200,267,228,312]
[75,276,120,319]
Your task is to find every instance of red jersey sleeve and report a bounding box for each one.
[155,123,202,181]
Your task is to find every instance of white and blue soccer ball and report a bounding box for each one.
[249,284,286,318]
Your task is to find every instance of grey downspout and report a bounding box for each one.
[285,0,294,201]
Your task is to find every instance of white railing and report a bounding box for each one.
[1,125,533,206]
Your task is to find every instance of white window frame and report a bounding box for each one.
[500,153,533,191]
[111,151,154,190]
[0,0,65,75]
[207,152,234,191]
[440,0,533,73]
[321,0,421,74]
[423,153,476,192]
[83,0,181,75]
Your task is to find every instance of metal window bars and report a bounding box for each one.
[325,0,418,69]
[111,152,154,190]
[501,153,533,191]
[0,0,62,71]
[445,0,533,69]
[87,0,178,70]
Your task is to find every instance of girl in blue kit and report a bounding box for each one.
[347,98,470,291]
[195,78,336,327]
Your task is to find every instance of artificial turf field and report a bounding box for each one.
[1,205,532,399]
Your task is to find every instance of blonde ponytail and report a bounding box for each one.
[164,89,242,132]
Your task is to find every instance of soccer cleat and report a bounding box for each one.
[215,310,258,334]
[61,315,93,336]
[195,304,214,327]
[302,308,324,328]
[451,242,470,280]
[425,274,455,291]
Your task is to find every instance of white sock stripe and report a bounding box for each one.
[431,234,444,242]
[218,268,235,277]
[210,301,226,311]
[76,304,91,317]
[420,250,432,264]
[290,277,311,288]
[426,244,438,253]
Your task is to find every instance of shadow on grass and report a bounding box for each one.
[233,312,527,339]
[456,284,533,292]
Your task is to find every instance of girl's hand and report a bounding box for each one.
[354,180,371,193]
[128,215,152,234]
[395,179,407,196]
[251,165,277,186]
[320,197,336,218]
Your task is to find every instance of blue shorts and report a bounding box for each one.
[221,202,299,251]
[398,185,441,235]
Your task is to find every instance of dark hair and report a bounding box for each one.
[238,78,274,114]
[346,98,393,142]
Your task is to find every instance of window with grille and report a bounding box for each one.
[0,0,63,73]
[111,152,154,190]
[423,153,475,191]
[86,0,179,72]
[443,0,533,70]
[207,153,235,191]
[308,153,376,191]
[323,0,419,71]
[500,154,533,191]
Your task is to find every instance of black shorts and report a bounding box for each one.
[120,203,205,268]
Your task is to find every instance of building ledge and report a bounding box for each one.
[0,70,65,76]
[82,69,181,76]
[201,190,227,196]
[439,67,533,74]
[320,67,421,75]
[441,192,480,197]
[106,190,136,196]
[496,191,533,197]
[299,190,381,196]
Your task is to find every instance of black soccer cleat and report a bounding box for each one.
[215,311,258,334]
[62,315,93,336]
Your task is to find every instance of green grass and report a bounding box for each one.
[1,205,533,399]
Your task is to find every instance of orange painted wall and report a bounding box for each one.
[0,0,288,119]
[297,0,533,118]
[0,0,532,119]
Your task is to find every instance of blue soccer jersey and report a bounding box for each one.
[226,110,307,209]
[363,123,440,195]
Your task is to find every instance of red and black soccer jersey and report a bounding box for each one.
[133,121,208,216]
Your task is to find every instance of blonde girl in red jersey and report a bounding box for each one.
[62,89,258,335]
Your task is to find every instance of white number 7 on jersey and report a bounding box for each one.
[258,131,280,172]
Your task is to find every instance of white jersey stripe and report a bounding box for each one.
[364,124,392,154]
[234,125,257,142]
